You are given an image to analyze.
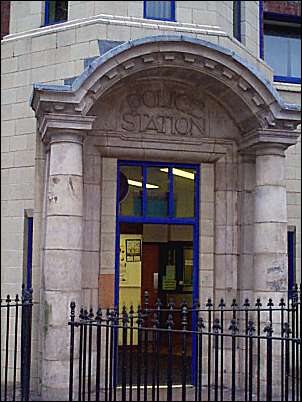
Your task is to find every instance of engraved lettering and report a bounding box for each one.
[144,115,158,131]
[175,117,189,135]
[121,112,138,131]
[175,94,191,115]
[126,94,141,110]
[143,91,157,108]
[120,86,206,137]
[190,118,205,135]
[156,116,165,133]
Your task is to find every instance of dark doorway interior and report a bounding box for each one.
[118,223,194,385]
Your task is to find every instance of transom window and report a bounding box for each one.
[144,1,175,22]
[44,0,68,26]
[118,162,197,221]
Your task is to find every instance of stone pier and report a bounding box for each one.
[40,116,94,400]
[253,144,288,301]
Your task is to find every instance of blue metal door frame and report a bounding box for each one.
[114,160,200,385]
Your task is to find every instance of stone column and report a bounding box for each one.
[41,131,85,400]
[253,144,288,300]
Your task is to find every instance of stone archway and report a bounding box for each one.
[31,35,301,399]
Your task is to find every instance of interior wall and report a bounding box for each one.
[142,224,193,243]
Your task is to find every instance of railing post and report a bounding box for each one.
[213,318,221,402]
[282,322,291,402]
[243,298,250,402]
[4,294,11,402]
[247,320,255,402]
[137,305,143,402]
[154,299,162,402]
[181,301,188,402]
[143,291,149,402]
[95,308,102,402]
[166,302,174,402]
[291,285,298,402]
[206,298,213,402]
[122,305,128,402]
[129,305,134,402]
[229,318,239,402]
[21,286,33,402]
[255,297,262,402]
[13,294,20,402]
[197,316,205,402]
[219,298,225,402]
[69,301,76,402]
[264,321,273,402]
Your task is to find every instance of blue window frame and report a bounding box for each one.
[144,0,175,22]
[233,1,241,42]
[44,0,68,26]
[288,229,296,297]
[259,1,301,84]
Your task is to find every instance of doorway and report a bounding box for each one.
[115,161,200,385]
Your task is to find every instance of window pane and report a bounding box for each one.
[173,168,195,218]
[120,166,143,217]
[47,0,68,24]
[145,1,172,20]
[233,1,241,41]
[146,167,169,217]
[264,23,301,79]
[264,34,288,76]
[290,37,301,78]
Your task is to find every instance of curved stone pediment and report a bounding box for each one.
[31,35,300,147]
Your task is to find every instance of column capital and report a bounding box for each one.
[39,113,96,144]
[239,128,300,153]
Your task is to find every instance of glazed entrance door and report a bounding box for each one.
[116,161,200,385]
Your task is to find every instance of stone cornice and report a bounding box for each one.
[39,113,96,144]
[239,128,301,152]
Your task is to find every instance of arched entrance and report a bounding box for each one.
[31,35,300,399]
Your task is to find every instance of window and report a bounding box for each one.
[119,162,197,220]
[144,1,175,22]
[288,229,296,296]
[1,1,10,39]
[233,1,241,41]
[261,10,301,83]
[23,213,33,289]
[45,0,68,26]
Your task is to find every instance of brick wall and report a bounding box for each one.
[263,1,301,16]
[1,1,10,39]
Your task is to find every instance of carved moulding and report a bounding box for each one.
[38,113,96,145]
[239,128,301,153]
[31,36,301,147]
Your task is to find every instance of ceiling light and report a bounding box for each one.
[160,168,195,180]
[127,179,159,189]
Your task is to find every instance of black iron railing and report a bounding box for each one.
[68,285,301,401]
[1,286,33,402]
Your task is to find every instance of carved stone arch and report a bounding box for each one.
[31,35,300,149]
